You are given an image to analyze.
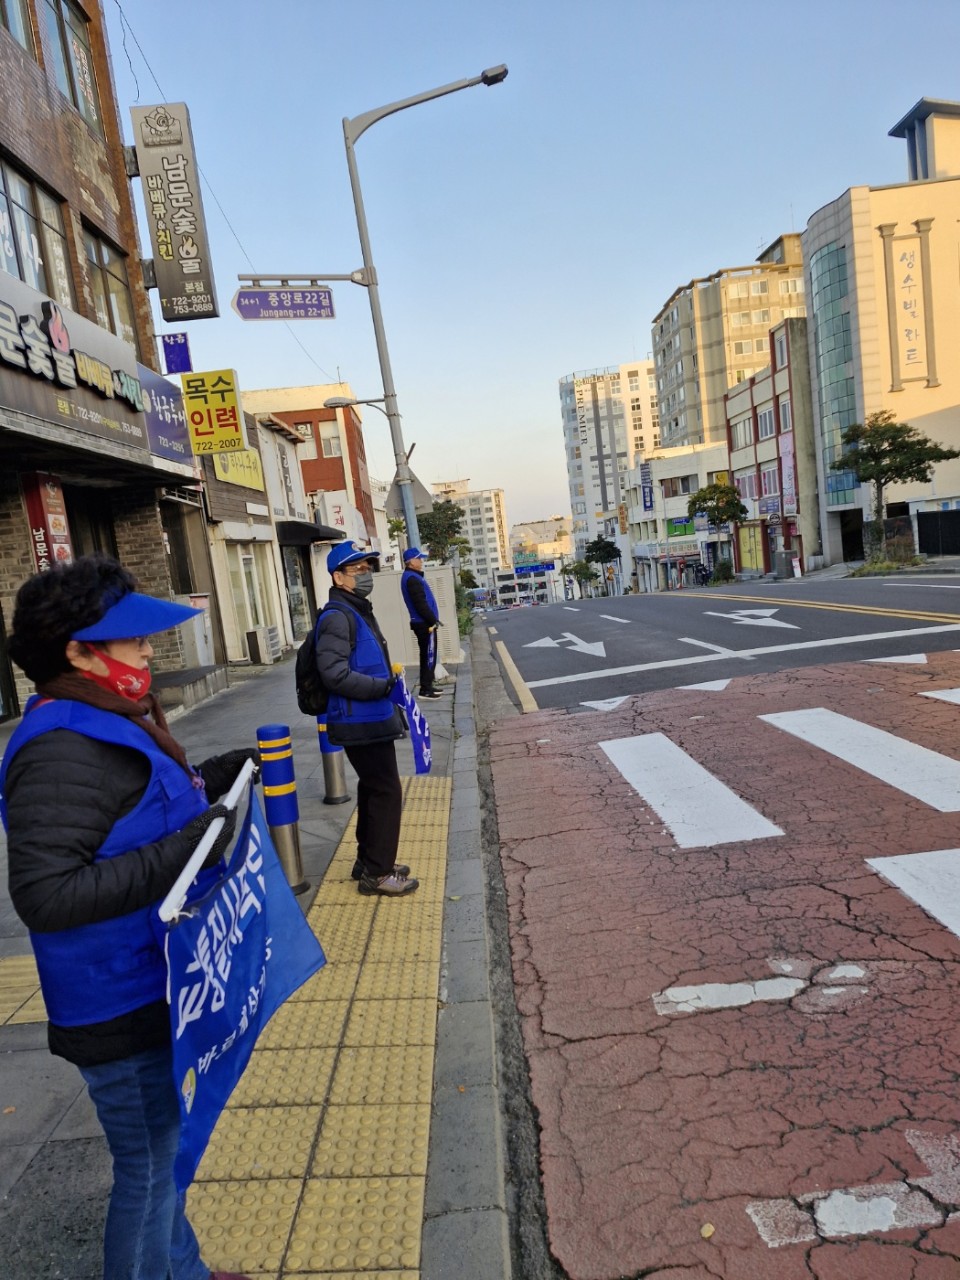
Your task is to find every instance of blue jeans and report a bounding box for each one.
[79,1045,210,1280]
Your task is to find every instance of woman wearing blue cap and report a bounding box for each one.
[0,555,258,1280]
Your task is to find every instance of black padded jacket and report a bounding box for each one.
[314,587,405,746]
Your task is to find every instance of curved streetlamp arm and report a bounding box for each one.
[344,66,507,144]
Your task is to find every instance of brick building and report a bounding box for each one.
[0,0,208,719]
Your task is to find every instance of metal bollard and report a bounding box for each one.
[256,723,308,894]
[317,720,351,805]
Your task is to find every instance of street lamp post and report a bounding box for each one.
[342,65,507,548]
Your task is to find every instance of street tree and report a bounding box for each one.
[831,410,960,558]
[583,535,621,595]
[686,484,748,561]
[570,559,600,598]
[459,567,478,589]
[386,516,406,560]
[417,499,468,563]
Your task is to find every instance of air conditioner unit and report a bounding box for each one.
[246,624,281,664]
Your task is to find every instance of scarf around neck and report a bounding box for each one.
[35,672,192,775]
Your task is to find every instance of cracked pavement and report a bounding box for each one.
[490,651,960,1280]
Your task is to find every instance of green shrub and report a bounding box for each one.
[709,559,735,584]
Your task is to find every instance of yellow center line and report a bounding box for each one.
[690,591,960,625]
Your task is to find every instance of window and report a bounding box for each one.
[0,164,73,304]
[83,229,136,348]
[731,417,753,450]
[752,309,770,324]
[320,431,342,458]
[757,408,776,439]
[780,278,804,294]
[729,281,749,298]
[733,341,754,356]
[1,0,33,51]
[734,470,758,499]
[775,332,788,368]
[756,338,769,354]
[778,397,792,432]
[43,0,103,131]
[761,463,779,496]
[751,279,768,295]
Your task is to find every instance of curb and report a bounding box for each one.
[422,651,512,1280]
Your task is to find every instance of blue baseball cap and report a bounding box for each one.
[403,547,424,562]
[327,541,380,574]
[72,591,203,641]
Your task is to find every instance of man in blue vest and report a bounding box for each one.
[315,542,418,896]
[400,547,444,699]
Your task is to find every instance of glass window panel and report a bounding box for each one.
[2,0,34,51]
[42,0,71,97]
[0,191,19,279]
[64,4,100,129]
[106,271,135,346]
[39,220,72,305]
[10,200,45,292]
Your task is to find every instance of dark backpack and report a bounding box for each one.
[294,601,356,716]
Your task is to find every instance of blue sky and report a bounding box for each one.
[104,0,960,526]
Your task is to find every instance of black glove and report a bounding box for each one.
[197,748,262,800]
[179,803,238,869]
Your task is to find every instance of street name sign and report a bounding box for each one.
[231,287,335,321]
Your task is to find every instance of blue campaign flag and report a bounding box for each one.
[390,672,432,774]
[165,789,325,1191]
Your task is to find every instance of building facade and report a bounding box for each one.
[0,0,209,719]
[431,478,509,590]
[652,235,806,451]
[724,318,821,575]
[803,99,960,563]
[241,383,377,544]
[558,360,658,558]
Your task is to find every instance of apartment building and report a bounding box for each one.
[558,359,658,557]
[432,478,509,589]
[652,234,806,450]
[803,98,960,563]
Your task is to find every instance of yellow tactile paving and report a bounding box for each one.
[187,772,452,1278]
[227,1048,337,1108]
[343,999,438,1049]
[0,954,45,1024]
[311,1105,431,1178]
[196,1105,323,1181]
[285,1176,424,1273]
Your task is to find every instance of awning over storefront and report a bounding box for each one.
[276,520,345,547]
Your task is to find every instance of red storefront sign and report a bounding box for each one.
[22,473,75,573]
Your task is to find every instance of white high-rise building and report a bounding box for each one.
[558,360,658,557]
[431,479,509,589]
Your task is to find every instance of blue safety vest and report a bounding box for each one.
[401,568,439,625]
[324,602,397,729]
[0,698,212,1027]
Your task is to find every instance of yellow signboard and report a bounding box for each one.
[182,368,244,453]
[212,449,265,491]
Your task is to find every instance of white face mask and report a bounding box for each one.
[350,571,374,598]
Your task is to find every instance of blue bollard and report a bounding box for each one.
[256,723,307,893]
[317,719,350,805]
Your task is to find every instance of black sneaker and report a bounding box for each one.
[358,870,419,896]
[352,859,409,881]
[419,689,444,699]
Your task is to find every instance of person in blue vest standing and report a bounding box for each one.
[0,554,259,1280]
[400,547,445,699]
[314,541,418,896]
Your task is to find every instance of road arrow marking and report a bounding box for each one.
[523,633,606,657]
[747,1130,960,1247]
[864,652,928,663]
[562,632,606,657]
[581,696,629,711]
[704,608,799,629]
[679,679,733,691]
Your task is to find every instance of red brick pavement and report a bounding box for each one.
[491,652,960,1280]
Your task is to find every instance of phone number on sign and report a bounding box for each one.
[194,438,244,453]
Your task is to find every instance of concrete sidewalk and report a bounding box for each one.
[0,653,510,1280]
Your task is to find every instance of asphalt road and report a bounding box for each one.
[482,575,960,709]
